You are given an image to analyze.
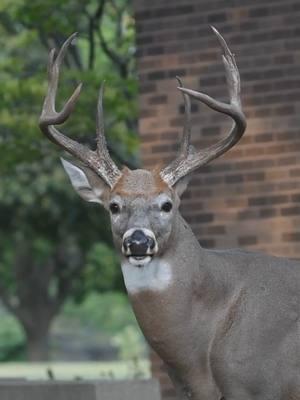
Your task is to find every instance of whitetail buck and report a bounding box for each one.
[39,29,300,400]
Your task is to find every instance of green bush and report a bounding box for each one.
[0,309,26,361]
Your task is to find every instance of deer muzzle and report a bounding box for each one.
[122,228,158,266]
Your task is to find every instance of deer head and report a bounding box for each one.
[39,28,246,267]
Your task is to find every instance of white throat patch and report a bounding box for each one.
[121,259,172,294]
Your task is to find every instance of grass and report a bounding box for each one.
[0,360,151,381]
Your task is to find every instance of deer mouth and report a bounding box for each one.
[127,255,153,266]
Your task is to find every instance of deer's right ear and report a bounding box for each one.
[61,158,108,205]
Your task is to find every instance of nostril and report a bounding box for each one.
[123,237,131,251]
[148,237,155,250]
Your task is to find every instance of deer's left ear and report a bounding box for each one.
[173,174,191,197]
[61,158,109,204]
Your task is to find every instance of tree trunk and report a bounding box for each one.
[24,323,51,362]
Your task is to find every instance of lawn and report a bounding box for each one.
[0,360,150,381]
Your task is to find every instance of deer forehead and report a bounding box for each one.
[112,168,171,198]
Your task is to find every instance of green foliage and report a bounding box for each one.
[60,292,137,335]
[113,325,146,361]
[82,243,120,294]
[54,291,147,360]
[0,310,26,361]
[0,0,138,357]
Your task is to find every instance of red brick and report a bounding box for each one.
[134,0,300,398]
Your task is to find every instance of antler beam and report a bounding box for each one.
[39,33,122,188]
[160,27,247,187]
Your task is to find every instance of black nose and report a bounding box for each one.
[123,230,151,256]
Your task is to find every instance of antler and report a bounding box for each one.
[160,27,247,186]
[39,33,122,188]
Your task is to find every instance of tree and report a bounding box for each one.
[0,0,138,360]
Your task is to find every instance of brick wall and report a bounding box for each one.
[133,1,300,398]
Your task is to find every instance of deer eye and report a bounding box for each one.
[109,202,120,214]
[161,201,173,212]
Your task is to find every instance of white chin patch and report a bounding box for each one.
[121,258,172,294]
[128,256,152,266]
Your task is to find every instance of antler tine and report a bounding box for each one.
[96,83,109,157]
[40,33,82,128]
[39,33,122,188]
[212,26,240,106]
[160,27,247,187]
[161,77,193,179]
[95,82,121,184]
[176,76,192,158]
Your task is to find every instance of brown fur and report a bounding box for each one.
[284,385,300,400]
[112,167,170,197]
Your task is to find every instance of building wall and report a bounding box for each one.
[133,0,300,398]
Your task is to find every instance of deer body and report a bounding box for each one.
[122,210,300,400]
[39,29,300,400]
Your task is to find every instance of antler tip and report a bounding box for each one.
[70,32,79,45]
[77,82,83,92]
[210,25,218,34]
[211,26,232,57]
[176,76,183,86]
[97,83,105,107]
[49,48,56,57]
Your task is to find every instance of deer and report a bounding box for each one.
[39,28,300,400]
